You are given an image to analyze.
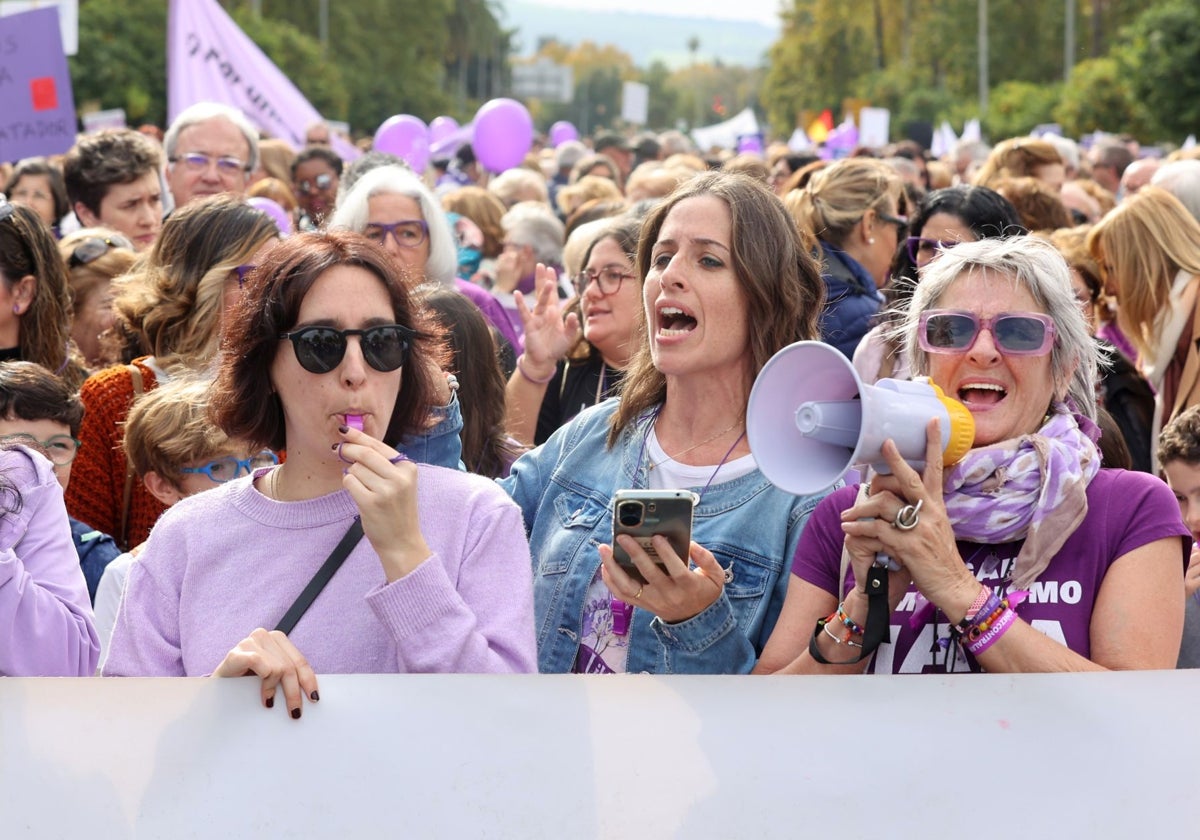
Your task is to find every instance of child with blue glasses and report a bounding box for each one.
[93,376,277,666]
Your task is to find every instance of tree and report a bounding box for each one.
[70,0,168,126]
[1121,0,1200,141]
[1054,56,1148,138]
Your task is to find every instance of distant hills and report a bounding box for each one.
[501,2,779,69]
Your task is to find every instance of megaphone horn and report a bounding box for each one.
[747,341,974,497]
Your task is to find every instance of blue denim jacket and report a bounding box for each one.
[499,399,829,674]
[400,393,463,469]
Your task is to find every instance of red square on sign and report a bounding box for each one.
[30,77,58,111]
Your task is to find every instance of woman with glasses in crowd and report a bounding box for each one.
[329,164,520,352]
[505,216,640,446]
[0,198,88,390]
[57,228,137,371]
[755,237,1186,676]
[104,232,537,714]
[790,157,907,359]
[852,185,1026,384]
[499,173,829,675]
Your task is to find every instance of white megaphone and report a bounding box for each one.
[747,341,975,496]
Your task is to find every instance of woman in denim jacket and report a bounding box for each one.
[501,172,830,674]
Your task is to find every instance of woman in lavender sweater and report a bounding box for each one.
[104,232,537,715]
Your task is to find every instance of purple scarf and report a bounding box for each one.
[941,402,1102,590]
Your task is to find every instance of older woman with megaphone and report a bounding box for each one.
[754,236,1187,674]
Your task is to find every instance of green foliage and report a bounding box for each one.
[70,0,167,125]
[1121,0,1200,142]
[230,9,348,121]
[761,0,1186,143]
[1054,56,1147,138]
[983,81,1061,139]
[69,0,507,138]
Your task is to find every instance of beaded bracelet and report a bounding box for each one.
[835,602,865,637]
[516,354,555,385]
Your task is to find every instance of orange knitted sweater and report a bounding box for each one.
[65,359,165,550]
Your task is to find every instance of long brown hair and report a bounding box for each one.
[110,194,278,368]
[420,287,521,477]
[608,172,825,445]
[0,202,86,389]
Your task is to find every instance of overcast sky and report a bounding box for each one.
[516,0,784,28]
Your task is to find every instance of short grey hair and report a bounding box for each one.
[501,201,564,265]
[901,236,1098,421]
[1044,135,1080,173]
[488,168,549,207]
[164,103,260,173]
[1152,160,1200,224]
[327,164,458,287]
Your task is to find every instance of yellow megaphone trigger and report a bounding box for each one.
[931,382,975,467]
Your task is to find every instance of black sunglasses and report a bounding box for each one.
[69,235,134,268]
[279,324,414,374]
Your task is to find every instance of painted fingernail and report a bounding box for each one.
[331,442,339,450]
[291,708,301,719]
[310,690,320,702]
[338,424,349,433]
[265,695,274,708]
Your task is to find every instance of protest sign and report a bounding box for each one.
[0,6,76,162]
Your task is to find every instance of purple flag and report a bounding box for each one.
[167,0,358,160]
[0,7,76,162]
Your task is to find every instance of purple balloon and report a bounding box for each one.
[373,114,431,173]
[429,116,460,144]
[247,196,293,237]
[473,98,534,173]
[548,120,578,147]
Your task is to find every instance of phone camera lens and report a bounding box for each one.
[618,502,643,527]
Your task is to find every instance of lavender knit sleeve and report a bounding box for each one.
[365,484,536,673]
[0,448,99,676]
[102,530,187,677]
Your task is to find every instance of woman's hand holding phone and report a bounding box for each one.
[599,537,725,624]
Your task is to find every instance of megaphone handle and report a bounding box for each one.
[856,515,902,571]
[875,551,901,572]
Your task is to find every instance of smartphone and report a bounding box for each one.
[611,489,698,585]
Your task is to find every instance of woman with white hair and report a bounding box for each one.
[328,165,520,350]
[755,236,1187,675]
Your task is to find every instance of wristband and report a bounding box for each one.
[964,585,994,622]
[963,606,1017,656]
[516,354,555,384]
[957,589,1029,657]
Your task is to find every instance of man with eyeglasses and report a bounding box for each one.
[63,129,165,252]
[163,102,260,209]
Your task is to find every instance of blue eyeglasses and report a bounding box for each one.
[181,450,279,483]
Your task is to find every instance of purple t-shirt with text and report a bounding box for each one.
[792,469,1188,673]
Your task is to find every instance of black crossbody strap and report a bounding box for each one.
[274,519,364,635]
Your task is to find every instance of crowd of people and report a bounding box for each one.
[3,100,1200,703]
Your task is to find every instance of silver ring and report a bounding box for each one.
[894,499,923,531]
